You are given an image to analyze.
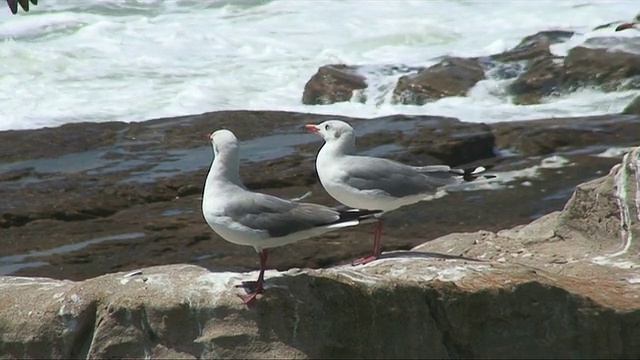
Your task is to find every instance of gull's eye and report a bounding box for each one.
[325,124,330,130]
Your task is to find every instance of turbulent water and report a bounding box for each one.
[0,0,638,131]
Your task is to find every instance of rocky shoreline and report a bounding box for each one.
[1,141,638,359]
[302,30,640,107]
[1,110,640,281]
[1,23,640,358]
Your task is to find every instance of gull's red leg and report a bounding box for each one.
[236,249,269,305]
[352,220,382,266]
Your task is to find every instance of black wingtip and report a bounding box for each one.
[7,0,18,14]
[7,0,37,14]
[460,165,496,182]
[335,207,382,222]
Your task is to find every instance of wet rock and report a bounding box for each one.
[563,45,640,92]
[301,65,367,105]
[2,149,640,358]
[395,117,495,165]
[302,31,637,107]
[498,34,640,104]
[507,55,565,105]
[485,30,573,85]
[492,114,640,156]
[491,30,575,63]
[392,57,485,105]
[0,122,125,162]
[622,95,640,115]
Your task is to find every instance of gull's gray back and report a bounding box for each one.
[223,189,341,238]
[340,156,462,198]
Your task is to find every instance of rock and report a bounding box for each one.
[391,116,496,165]
[507,55,565,105]
[2,148,640,358]
[498,34,640,104]
[563,45,640,92]
[491,30,575,63]
[392,57,485,105]
[301,64,426,106]
[492,114,640,156]
[416,148,640,295]
[303,31,637,107]
[622,95,640,115]
[301,65,367,105]
[485,30,573,84]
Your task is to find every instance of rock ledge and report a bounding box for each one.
[1,148,640,359]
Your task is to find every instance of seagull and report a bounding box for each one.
[591,12,640,31]
[202,129,381,304]
[616,18,639,32]
[6,0,37,14]
[303,120,493,266]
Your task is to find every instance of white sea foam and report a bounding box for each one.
[0,0,637,131]
[594,147,635,159]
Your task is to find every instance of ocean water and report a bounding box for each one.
[0,0,638,131]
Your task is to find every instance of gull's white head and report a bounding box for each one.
[208,129,239,157]
[303,120,355,143]
[206,129,242,185]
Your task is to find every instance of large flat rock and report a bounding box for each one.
[1,261,637,359]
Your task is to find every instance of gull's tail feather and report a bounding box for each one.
[447,165,496,182]
[326,208,382,229]
[415,164,496,183]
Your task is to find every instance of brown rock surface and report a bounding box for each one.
[623,95,640,115]
[301,64,425,105]
[491,114,640,156]
[507,55,565,105]
[487,30,572,103]
[302,31,639,107]
[1,147,639,358]
[301,64,367,105]
[563,44,640,92]
[392,57,485,105]
[491,30,574,63]
[502,35,640,104]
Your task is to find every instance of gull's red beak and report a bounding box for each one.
[616,22,636,31]
[206,132,213,140]
[303,124,319,133]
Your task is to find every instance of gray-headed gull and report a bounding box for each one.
[202,129,381,304]
[304,120,493,266]
[6,0,37,14]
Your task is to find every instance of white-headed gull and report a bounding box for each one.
[616,18,639,32]
[202,129,381,304]
[304,120,493,265]
[592,12,640,31]
[6,0,37,14]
